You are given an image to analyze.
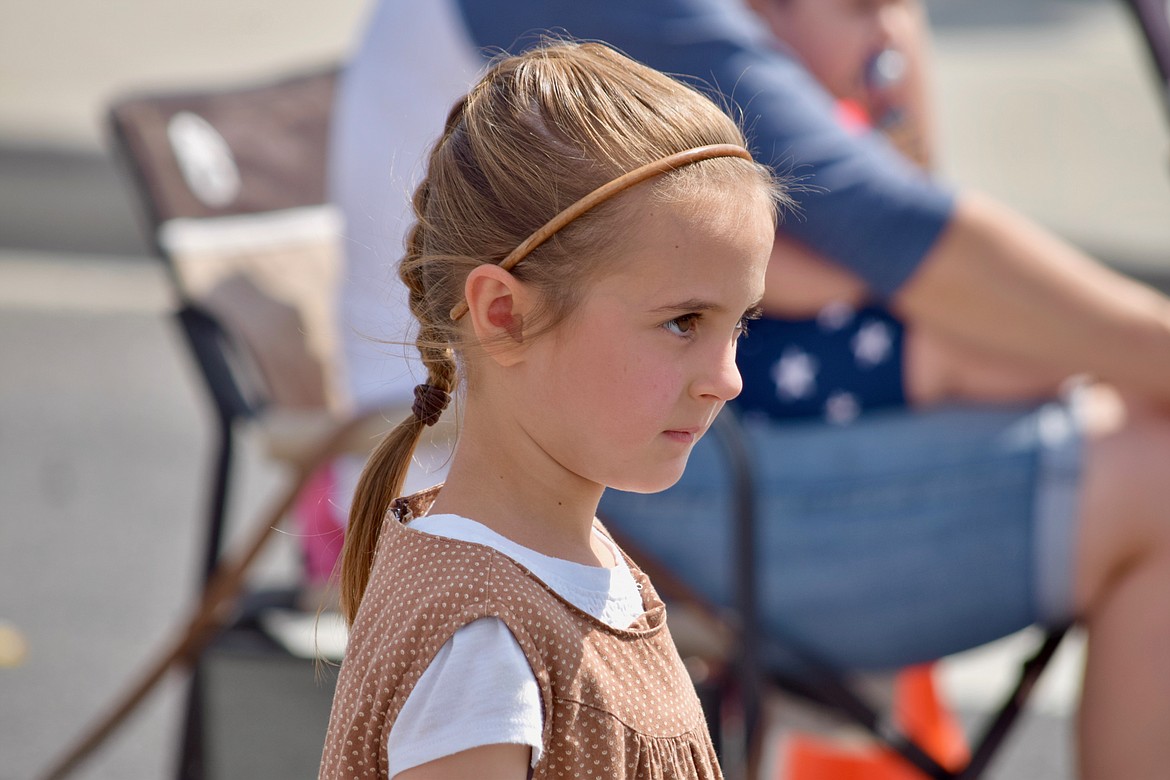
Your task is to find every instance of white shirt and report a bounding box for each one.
[386,515,646,778]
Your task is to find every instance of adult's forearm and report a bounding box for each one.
[893,191,1170,402]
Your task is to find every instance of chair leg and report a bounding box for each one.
[175,671,206,780]
[177,413,234,780]
[695,673,726,762]
[956,627,1069,780]
[199,414,234,580]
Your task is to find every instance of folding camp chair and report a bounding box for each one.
[37,67,389,780]
[104,65,344,779]
[38,58,462,780]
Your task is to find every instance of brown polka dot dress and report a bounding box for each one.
[319,488,722,779]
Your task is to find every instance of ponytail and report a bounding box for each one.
[338,374,454,623]
[338,416,419,623]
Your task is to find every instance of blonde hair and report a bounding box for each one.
[339,40,785,622]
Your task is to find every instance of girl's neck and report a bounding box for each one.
[426,410,612,567]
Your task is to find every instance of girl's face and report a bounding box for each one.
[752,0,903,103]
[517,185,774,495]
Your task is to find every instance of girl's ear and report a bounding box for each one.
[463,264,532,366]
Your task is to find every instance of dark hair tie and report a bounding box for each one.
[412,383,450,427]
[389,495,415,523]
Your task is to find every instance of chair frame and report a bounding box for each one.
[107,65,341,780]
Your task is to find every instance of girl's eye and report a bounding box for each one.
[664,313,700,336]
[735,306,763,340]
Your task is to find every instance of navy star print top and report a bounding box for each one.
[735,304,906,424]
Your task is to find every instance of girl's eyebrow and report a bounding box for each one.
[651,295,765,315]
[650,298,723,314]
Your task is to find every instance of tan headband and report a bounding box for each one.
[449,143,754,320]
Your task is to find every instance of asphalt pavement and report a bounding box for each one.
[2,0,1169,778]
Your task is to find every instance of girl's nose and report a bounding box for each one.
[693,339,743,402]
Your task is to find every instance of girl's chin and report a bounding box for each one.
[606,466,689,496]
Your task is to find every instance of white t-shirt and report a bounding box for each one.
[386,514,646,778]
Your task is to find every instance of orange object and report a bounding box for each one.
[778,663,969,779]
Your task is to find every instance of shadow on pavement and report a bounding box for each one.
[0,143,149,258]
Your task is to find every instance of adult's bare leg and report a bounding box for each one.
[1073,389,1170,778]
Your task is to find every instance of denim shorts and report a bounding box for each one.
[598,400,1084,672]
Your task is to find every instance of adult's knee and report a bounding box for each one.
[1074,396,1170,614]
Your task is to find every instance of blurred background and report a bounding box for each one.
[1,0,1169,777]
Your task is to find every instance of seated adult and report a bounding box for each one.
[329,1,1170,775]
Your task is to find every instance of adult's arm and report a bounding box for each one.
[760,189,1170,404]
[894,191,1170,403]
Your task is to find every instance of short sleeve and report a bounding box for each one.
[387,617,543,778]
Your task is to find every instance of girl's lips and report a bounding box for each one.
[662,428,699,444]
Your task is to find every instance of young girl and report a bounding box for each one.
[318,42,781,780]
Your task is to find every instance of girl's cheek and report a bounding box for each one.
[650,369,687,401]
